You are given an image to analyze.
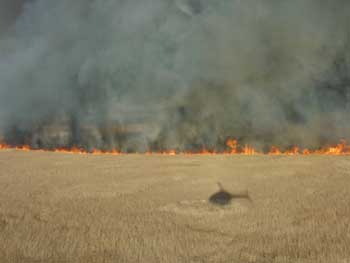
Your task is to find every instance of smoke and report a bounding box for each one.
[0,0,350,152]
[0,0,24,33]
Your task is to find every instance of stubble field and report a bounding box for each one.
[0,150,350,263]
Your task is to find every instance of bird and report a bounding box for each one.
[209,182,251,206]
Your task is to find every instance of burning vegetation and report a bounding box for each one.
[1,138,350,156]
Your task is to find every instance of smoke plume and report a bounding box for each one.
[1,0,350,152]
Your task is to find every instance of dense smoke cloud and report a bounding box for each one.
[0,0,24,33]
[0,0,350,152]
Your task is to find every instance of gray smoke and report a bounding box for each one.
[0,0,24,33]
[1,0,350,152]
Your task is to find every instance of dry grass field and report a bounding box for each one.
[0,151,350,263]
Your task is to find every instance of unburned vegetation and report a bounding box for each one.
[0,151,350,262]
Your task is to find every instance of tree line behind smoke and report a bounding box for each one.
[0,0,350,152]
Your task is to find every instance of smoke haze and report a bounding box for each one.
[0,0,24,33]
[1,0,350,152]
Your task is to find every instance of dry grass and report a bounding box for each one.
[0,151,350,263]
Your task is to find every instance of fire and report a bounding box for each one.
[314,140,349,155]
[0,143,9,150]
[242,145,259,155]
[1,139,350,155]
[302,149,311,155]
[226,139,238,154]
[285,146,300,155]
[269,146,282,155]
[15,145,31,151]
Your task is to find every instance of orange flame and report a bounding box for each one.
[269,146,282,155]
[1,139,350,156]
[242,145,259,155]
[226,139,238,154]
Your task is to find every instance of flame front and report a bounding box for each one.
[1,139,350,155]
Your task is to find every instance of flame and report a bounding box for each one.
[302,149,311,155]
[314,140,348,155]
[269,146,282,155]
[242,145,259,155]
[226,139,238,154]
[1,139,350,155]
[285,146,300,155]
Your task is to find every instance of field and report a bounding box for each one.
[0,151,350,263]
